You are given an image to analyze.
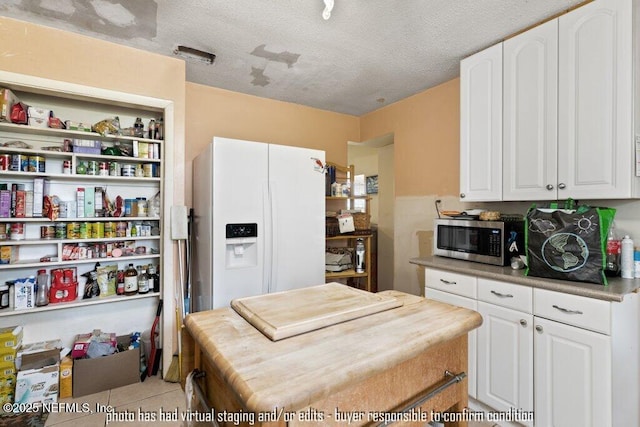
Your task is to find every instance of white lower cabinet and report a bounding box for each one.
[477,302,533,425]
[533,316,610,427]
[425,267,640,427]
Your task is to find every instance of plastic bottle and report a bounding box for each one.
[355,238,365,273]
[605,221,621,277]
[35,269,49,306]
[124,263,138,295]
[621,235,634,279]
[137,267,149,294]
[634,249,640,279]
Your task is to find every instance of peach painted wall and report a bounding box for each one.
[360,78,460,197]
[359,79,461,295]
[184,83,359,206]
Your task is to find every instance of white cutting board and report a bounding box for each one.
[230,282,403,341]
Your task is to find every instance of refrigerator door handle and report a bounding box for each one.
[269,182,279,293]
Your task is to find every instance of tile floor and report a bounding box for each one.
[45,376,186,427]
[44,377,501,427]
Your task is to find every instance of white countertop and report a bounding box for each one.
[410,256,640,302]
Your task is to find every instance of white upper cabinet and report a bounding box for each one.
[558,0,633,199]
[460,43,503,202]
[464,0,634,202]
[503,19,558,201]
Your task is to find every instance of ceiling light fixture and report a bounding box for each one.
[322,0,334,20]
[173,45,216,65]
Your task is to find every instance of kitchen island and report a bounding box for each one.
[182,287,482,426]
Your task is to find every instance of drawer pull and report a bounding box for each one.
[520,319,527,327]
[491,290,513,298]
[552,305,583,315]
[440,279,457,285]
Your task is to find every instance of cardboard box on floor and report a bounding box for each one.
[14,349,60,405]
[73,335,139,398]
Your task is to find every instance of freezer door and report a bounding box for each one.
[268,144,326,292]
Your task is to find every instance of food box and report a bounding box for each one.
[16,339,64,370]
[59,356,73,399]
[72,139,101,154]
[28,117,48,128]
[27,107,51,120]
[0,246,19,265]
[0,343,20,365]
[14,278,36,310]
[65,121,91,132]
[14,349,59,405]
[71,331,116,359]
[0,88,19,122]
[73,335,139,397]
[0,326,23,348]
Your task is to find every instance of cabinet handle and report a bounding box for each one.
[552,305,583,315]
[490,290,513,298]
[558,183,566,190]
[546,184,554,191]
[535,325,543,333]
[520,319,527,327]
[460,193,466,199]
[440,279,457,285]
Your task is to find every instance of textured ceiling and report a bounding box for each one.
[1,0,585,116]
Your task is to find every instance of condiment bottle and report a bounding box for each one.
[124,263,138,295]
[137,267,149,294]
[148,264,159,293]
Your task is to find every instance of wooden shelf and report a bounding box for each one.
[326,269,369,279]
[326,234,372,240]
[0,291,160,317]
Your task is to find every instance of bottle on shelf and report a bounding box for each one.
[605,221,621,277]
[138,267,149,294]
[35,269,49,307]
[124,263,138,296]
[621,235,634,279]
[355,238,365,273]
[116,269,125,295]
[148,264,159,293]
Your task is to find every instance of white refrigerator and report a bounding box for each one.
[192,137,326,311]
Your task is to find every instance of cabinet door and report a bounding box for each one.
[534,317,611,427]
[460,43,503,202]
[503,19,558,201]
[558,0,632,199]
[426,287,478,399]
[477,302,533,423]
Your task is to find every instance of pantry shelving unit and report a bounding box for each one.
[0,70,174,347]
[325,162,374,292]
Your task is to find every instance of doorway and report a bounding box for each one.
[348,133,395,291]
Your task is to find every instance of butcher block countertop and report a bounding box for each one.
[410,256,640,302]
[184,289,482,413]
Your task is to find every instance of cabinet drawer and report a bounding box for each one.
[478,278,532,313]
[425,268,477,298]
[533,288,610,334]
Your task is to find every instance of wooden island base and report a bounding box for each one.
[182,289,482,427]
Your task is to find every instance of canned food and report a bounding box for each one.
[40,225,55,239]
[0,154,10,171]
[143,163,154,178]
[55,223,66,239]
[79,222,90,239]
[124,199,134,217]
[28,156,46,173]
[116,221,127,237]
[109,162,120,176]
[10,154,24,172]
[91,222,104,239]
[87,160,98,175]
[104,222,116,238]
[121,164,135,177]
[98,162,109,176]
[9,223,25,240]
[66,222,80,239]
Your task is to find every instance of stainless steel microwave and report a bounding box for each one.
[433,218,525,266]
